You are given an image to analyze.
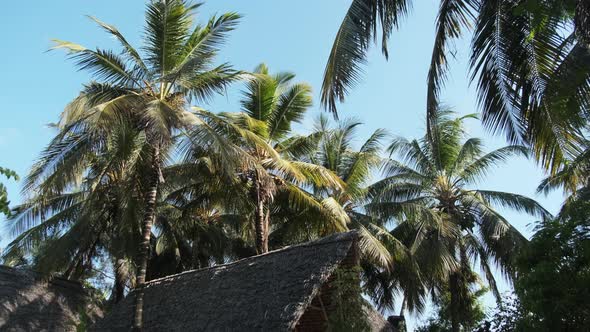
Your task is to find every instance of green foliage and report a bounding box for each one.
[416,279,487,332]
[477,294,531,332]
[3,2,247,315]
[326,266,371,332]
[0,167,19,216]
[221,65,347,254]
[299,116,396,270]
[321,0,410,114]
[537,138,590,197]
[323,0,590,172]
[367,110,549,324]
[4,3,580,331]
[515,199,590,331]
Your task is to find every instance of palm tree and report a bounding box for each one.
[537,138,590,214]
[3,115,150,301]
[48,1,241,328]
[303,116,427,314]
[3,110,254,303]
[150,139,253,274]
[304,116,392,261]
[322,0,590,170]
[367,109,551,331]
[223,64,346,253]
[308,116,385,211]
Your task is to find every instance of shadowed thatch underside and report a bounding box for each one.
[0,266,103,331]
[92,231,393,331]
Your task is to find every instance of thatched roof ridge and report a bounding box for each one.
[93,231,392,331]
[146,230,360,287]
[0,265,83,290]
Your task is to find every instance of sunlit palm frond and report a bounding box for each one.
[357,227,395,283]
[275,132,323,160]
[459,145,529,184]
[426,0,476,138]
[240,70,279,122]
[287,161,345,191]
[59,82,134,127]
[143,0,200,75]
[167,12,241,82]
[51,40,138,86]
[23,131,92,197]
[470,0,583,171]
[321,0,411,115]
[387,137,434,175]
[537,143,590,195]
[449,137,483,174]
[177,63,241,103]
[468,189,552,219]
[267,83,312,141]
[5,192,85,240]
[86,15,149,78]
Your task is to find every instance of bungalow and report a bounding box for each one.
[0,231,402,331]
[94,231,398,331]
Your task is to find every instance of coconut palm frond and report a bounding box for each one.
[321,0,411,115]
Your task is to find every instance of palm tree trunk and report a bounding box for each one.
[449,272,460,332]
[132,145,161,331]
[254,179,267,254]
[263,204,270,252]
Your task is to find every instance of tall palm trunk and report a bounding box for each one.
[254,179,268,254]
[132,145,161,331]
[447,236,461,332]
[449,272,461,332]
[263,205,270,251]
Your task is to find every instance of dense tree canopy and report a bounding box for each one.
[367,110,550,331]
[515,199,590,330]
[323,0,590,171]
[2,0,588,331]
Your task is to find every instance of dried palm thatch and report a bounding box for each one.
[92,231,394,331]
[0,265,103,331]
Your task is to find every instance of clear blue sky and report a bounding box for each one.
[0,0,564,328]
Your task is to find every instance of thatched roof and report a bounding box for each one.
[93,231,394,331]
[0,265,103,331]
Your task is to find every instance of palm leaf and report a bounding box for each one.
[144,0,199,75]
[87,15,149,78]
[426,0,476,139]
[51,40,138,86]
[166,12,241,86]
[267,83,312,141]
[321,0,410,115]
[469,189,552,219]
